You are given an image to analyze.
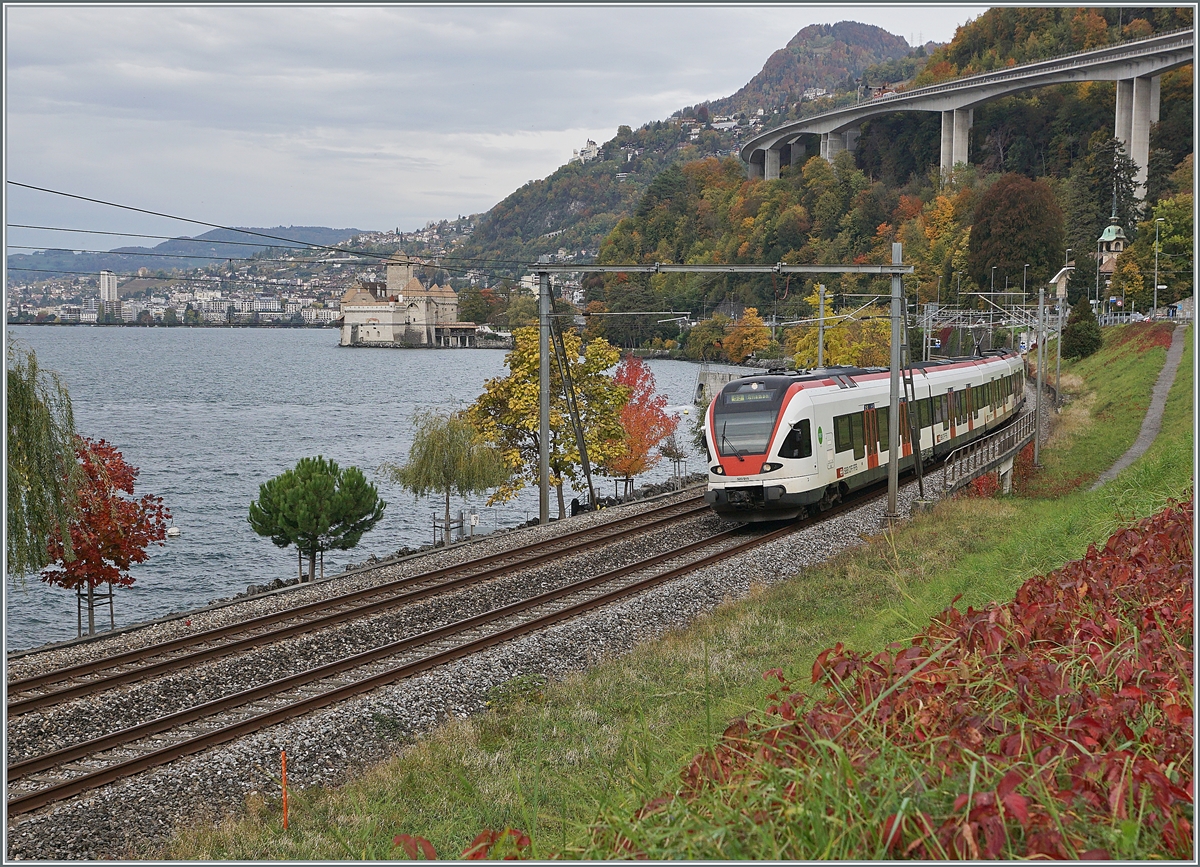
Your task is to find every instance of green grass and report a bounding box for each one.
[161,324,1194,861]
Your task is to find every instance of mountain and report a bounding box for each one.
[447,22,921,279]
[8,226,364,279]
[701,22,914,117]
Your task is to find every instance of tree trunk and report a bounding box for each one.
[87,583,95,635]
[556,481,566,520]
[307,549,317,582]
[444,489,452,546]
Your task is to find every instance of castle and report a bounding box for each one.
[338,260,477,347]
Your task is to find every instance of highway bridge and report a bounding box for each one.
[740,28,1193,198]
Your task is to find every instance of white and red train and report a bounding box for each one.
[702,351,1026,520]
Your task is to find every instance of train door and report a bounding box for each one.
[863,407,880,468]
[948,390,956,439]
[966,385,974,432]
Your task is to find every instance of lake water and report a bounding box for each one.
[5,325,722,652]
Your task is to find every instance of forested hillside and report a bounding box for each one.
[579,6,1193,354]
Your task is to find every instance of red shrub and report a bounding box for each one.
[666,498,1195,859]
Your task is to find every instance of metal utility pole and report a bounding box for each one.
[886,242,902,520]
[1154,217,1164,317]
[538,270,551,524]
[1055,296,1064,404]
[817,283,825,367]
[1034,282,1045,467]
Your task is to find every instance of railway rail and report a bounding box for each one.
[7,494,710,715]
[5,475,899,818]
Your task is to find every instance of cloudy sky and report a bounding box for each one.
[6,4,989,252]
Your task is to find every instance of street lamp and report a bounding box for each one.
[990,265,997,296]
[1153,217,1164,317]
[1023,264,1030,308]
[1064,248,1072,267]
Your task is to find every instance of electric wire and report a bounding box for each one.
[7,183,538,271]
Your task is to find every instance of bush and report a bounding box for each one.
[1061,302,1102,359]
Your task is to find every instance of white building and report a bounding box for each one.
[339,260,477,347]
[99,270,118,303]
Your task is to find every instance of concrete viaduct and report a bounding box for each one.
[740,28,1193,198]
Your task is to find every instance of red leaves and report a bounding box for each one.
[461,828,531,860]
[41,437,171,593]
[627,497,1194,860]
[393,834,437,860]
[605,354,678,478]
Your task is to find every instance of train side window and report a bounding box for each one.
[851,412,865,460]
[877,406,889,452]
[834,414,852,453]
[918,397,932,429]
[778,418,812,459]
[934,393,946,426]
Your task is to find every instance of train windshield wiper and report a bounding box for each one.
[721,421,745,461]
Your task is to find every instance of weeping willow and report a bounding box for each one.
[7,343,81,577]
[380,411,508,545]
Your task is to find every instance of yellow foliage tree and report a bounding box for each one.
[724,307,771,363]
[787,287,892,368]
[468,328,628,518]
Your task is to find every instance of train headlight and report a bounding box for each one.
[759,462,783,473]
[711,466,725,475]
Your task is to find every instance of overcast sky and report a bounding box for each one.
[6,4,989,253]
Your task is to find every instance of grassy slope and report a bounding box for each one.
[163,324,1193,860]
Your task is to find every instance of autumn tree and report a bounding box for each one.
[967,173,1064,293]
[249,456,386,582]
[7,344,83,577]
[380,411,507,545]
[468,327,628,518]
[682,314,731,361]
[41,438,171,636]
[724,307,771,363]
[787,286,892,368]
[603,354,679,482]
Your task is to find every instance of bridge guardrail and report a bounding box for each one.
[943,412,1036,495]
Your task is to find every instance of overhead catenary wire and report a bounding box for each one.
[7,182,535,271]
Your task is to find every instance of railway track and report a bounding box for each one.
[6,474,900,818]
[7,494,710,715]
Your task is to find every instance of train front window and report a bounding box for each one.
[778,418,812,459]
[713,381,784,457]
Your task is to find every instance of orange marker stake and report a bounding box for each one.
[281,750,288,830]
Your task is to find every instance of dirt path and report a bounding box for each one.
[1091,323,1188,490]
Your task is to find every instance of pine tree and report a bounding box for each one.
[1060,301,1103,360]
[249,456,386,582]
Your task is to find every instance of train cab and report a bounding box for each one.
[704,375,822,521]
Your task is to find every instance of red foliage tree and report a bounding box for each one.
[605,354,679,479]
[42,437,171,635]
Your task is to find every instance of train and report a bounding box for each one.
[702,351,1026,521]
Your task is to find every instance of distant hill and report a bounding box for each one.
[448,21,919,278]
[8,225,364,280]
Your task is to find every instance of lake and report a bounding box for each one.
[6,325,722,652]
